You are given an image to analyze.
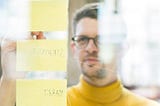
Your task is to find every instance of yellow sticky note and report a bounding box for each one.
[16,79,67,106]
[16,40,67,71]
[30,0,68,31]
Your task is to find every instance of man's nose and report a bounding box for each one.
[85,39,98,53]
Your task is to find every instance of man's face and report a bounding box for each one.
[71,17,109,79]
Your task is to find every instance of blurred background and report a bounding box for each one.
[0,0,160,102]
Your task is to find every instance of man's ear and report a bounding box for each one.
[70,41,76,58]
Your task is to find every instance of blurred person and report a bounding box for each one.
[67,3,160,106]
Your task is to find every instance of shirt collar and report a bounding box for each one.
[77,75,123,103]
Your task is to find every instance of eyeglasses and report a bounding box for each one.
[72,36,99,49]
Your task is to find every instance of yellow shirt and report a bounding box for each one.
[67,76,160,106]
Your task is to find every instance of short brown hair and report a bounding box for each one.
[72,3,99,35]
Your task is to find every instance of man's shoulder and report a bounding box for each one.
[123,88,160,106]
[67,85,78,96]
[67,85,82,106]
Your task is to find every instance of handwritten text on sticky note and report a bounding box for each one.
[16,79,67,106]
[16,40,67,71]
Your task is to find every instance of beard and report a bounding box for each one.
[82,64,107,79]
[79,52,108,79]
[78,51,119,80]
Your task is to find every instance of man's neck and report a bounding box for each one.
[83,74,118,87]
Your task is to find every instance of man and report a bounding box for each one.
[67,3,160,106]
[0,2,159,106]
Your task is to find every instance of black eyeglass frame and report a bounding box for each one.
[72,35,99,49]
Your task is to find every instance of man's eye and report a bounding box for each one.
[78,37,88,42]
[96,37,99,43]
